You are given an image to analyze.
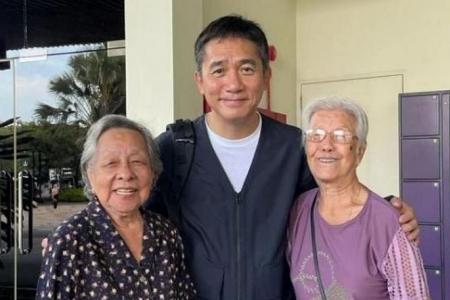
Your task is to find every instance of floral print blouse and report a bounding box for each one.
[36,200,196,300]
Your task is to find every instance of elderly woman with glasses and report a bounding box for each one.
[287,97,429,299]
[36,115,196,300]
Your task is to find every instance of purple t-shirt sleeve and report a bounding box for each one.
[381,228,430,299]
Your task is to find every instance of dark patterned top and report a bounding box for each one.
[36,200,196,300]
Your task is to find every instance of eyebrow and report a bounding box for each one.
[207,60,224,71]
[208,58,258,69]
[239,59,257,66]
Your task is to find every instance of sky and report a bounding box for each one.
[0,45,102,124]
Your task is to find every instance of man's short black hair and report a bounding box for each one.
[194,15,270,72]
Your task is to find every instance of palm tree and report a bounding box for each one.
[34,50,125,126]
[33,49,125,189]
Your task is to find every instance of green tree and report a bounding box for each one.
[34,50,125,126]
[0,121,86,185]
[29,122,86,177]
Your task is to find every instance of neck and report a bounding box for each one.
[316,179,367,225]
[109,210,143,229]
[206,112,260,139]
[109,209,144,262]
[318,180,361,205]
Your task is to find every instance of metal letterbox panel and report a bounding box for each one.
[401,95,439,136]
[425,269,442,300]
[419,225,441,267]
[402,181,440,223]
[401,139,440,179]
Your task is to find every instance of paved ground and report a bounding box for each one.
[0,201,88,292]
[33,202,87,232]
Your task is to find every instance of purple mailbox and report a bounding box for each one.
[400,91,450,299]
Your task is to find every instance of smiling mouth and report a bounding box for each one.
[221,98,246,102]
[114,188,137,195]
[220,98,248,108]
[318,158,337,163]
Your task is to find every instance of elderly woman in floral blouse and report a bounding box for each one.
[36,115,196,300]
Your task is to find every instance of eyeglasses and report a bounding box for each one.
[305,128,357,144]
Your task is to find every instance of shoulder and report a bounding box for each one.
[42,207,91,274]
[143,210,181,240]
[289,188,317,229]
[292,188,317,214]
[192,115,204,127]
[38,209,91,299]
[366,190,400,226]
[156,116,202,150]
[260,116,304,158]
[49,206,91,246]
[363,190,403,259]
[155,130,173,152]
[261,114,302,137]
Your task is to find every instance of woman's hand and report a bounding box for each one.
[390,196,420,244]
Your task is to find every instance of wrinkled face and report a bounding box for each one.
[306,110,365,186]
[87,128,153,217]
[195,37,271,125]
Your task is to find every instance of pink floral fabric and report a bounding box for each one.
[382,228,430,300]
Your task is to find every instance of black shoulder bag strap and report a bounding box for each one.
[310,192,327,300]
[166,119,195,225]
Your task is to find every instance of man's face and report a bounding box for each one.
[195,37,271,126]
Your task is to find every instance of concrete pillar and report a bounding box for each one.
[125,0,203,135]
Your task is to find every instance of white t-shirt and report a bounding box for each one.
[205,115,262,193]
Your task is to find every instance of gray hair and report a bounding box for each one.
[80,114,163,200]
[302,96,369,146]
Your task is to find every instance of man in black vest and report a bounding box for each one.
[150,15,419,300]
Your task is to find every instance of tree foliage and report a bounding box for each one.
[31,49,125,184]
[34,50,125,126]
[0,121,86,183]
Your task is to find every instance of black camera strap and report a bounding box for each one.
[310,192,327,300]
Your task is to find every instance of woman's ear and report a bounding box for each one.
[87,168,95,194]
[356,144,366,164]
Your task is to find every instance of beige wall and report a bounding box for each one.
[173,0,203,121]
[297,0,450,194]
[125,0,174,134]
[297,0,450,90]
[203,0,298,124]
[125,0,202,135]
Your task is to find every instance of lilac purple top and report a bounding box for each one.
[287,188,430,300]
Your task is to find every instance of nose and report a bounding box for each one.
[225,69,243,93]
[117,162,136,181]
[320,134,335,152]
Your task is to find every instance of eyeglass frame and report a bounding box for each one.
[304,128,358,144]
